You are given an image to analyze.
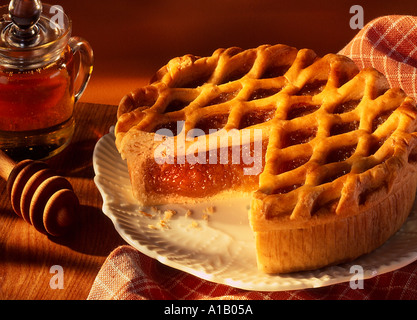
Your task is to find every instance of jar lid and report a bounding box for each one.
[0,1,71,70]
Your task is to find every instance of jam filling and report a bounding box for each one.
[330,121,359,136]
[165,99,191,113]
[333,100,360,114]
[152,121,181,136]
[206,89,240,106]
[297,80,327,96]
[238,109,275,129]
[195,114,230,135]
[319,166,350,184]
[282,127,317,148]
[220,56,256,84]
[249,88,281,101]
[372,109,395,132]
[274,156,311,175]
[272,183,303,195]
[287,103,320,120]
[145,141,267,198]
[260,64,291,79]
[326,145,357,163]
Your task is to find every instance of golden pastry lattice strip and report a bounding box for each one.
[117,45,328,138]
[259,70,417,221]
[116,44,417,222]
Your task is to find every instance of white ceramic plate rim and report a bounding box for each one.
[92,128,417,291]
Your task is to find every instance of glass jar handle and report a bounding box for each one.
[68,36,94,103]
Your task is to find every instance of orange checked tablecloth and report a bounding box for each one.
[87,16,417,300]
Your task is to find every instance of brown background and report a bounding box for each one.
[1,0,417,300]
[38,0,417,106]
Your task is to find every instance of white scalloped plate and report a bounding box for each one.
[93,128,417,291]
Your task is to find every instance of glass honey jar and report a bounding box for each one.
[0,0,93,160]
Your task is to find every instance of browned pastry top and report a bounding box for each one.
[115,44,417,228]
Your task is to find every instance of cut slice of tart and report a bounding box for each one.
[115,44,417,273]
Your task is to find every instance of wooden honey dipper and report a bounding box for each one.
[0,149,79,236]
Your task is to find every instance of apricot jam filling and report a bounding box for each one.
[144,141,267,198]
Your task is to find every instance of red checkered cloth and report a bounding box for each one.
[88,15,417,300]
[88,245,417,300]
[339,15,417,100]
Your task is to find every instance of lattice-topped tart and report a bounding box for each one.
[115,44,417,273]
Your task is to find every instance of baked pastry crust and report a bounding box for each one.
[115,44,417,273]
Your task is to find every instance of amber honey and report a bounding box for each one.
[0,46,76,160]
[0,3,93,160]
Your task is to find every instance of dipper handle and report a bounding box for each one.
[0,149,79,236]
[0,149,17,180]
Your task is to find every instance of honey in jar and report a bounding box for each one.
[0,0,93,160]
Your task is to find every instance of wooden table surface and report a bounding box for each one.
[0,102,127,300]
[2,0,417,301]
